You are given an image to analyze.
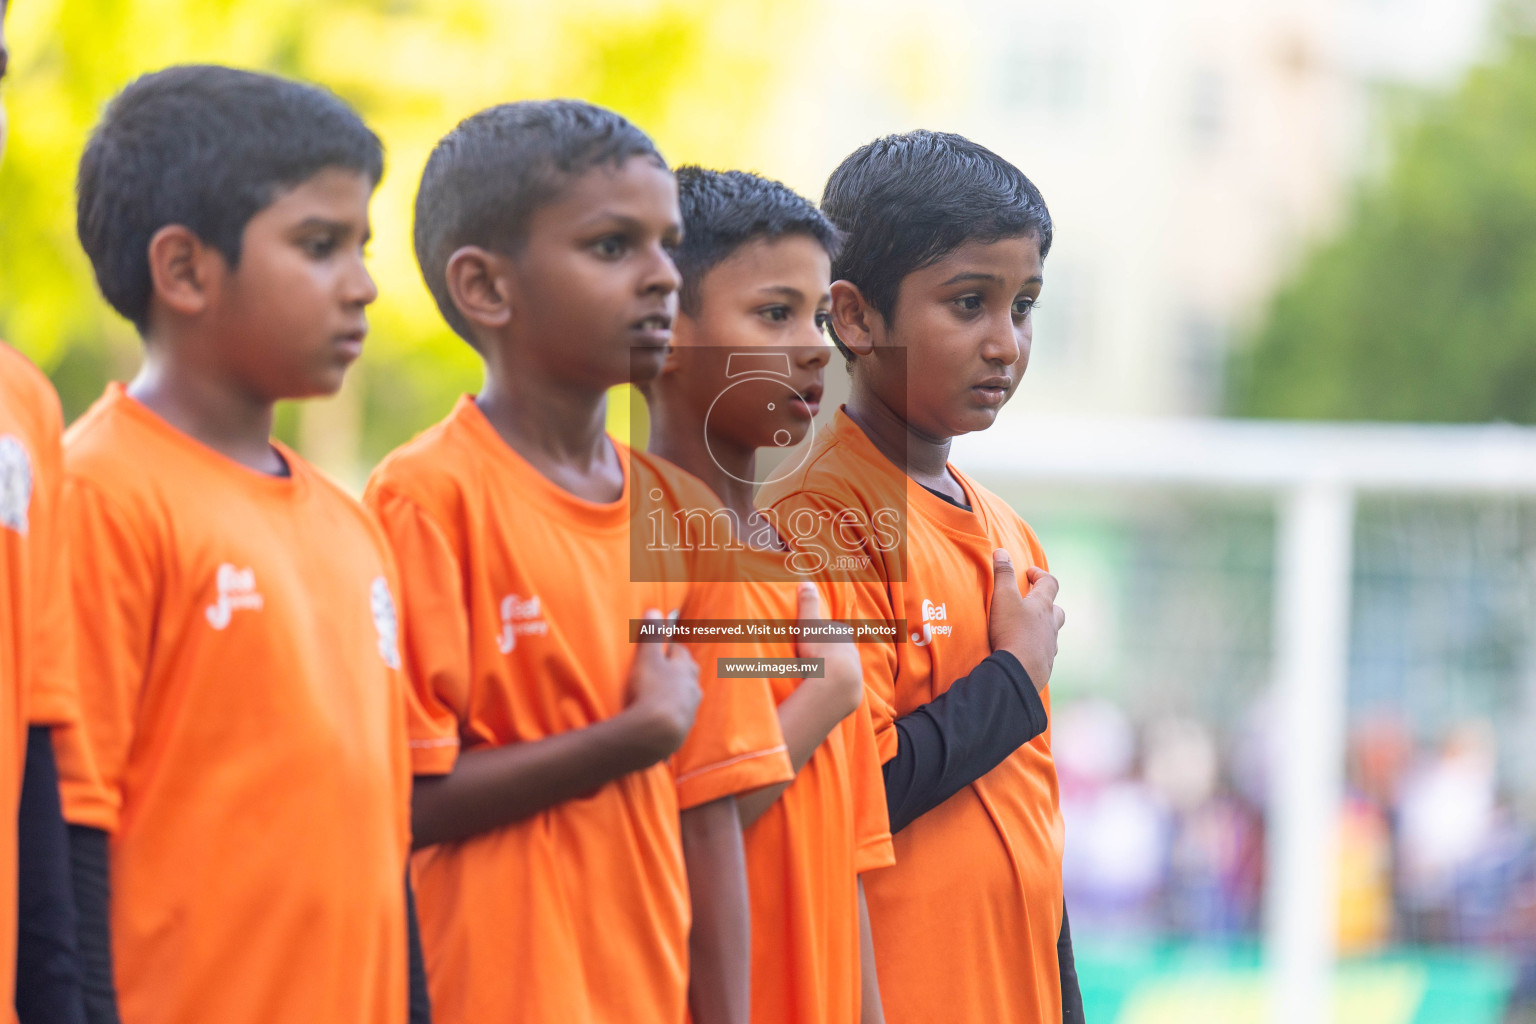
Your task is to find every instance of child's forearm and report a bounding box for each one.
[682,796,751,1024]
[858,878,885,1024]
[405,873,431,1024]
[68,824,119,1024]
[737,678,858,827]
[882,651,1047,833]
[410,707,681,848]
[1059,901,1084,1023]
[17,725,87,1024]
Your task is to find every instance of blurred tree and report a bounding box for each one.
[1228,4,1536,424]
[0,0,811,482]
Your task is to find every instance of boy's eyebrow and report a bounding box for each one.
[940,271,1003,286]
[578,210,680,234]
[940,271,1045,287]
[755,285,808,302]
[291,216,370,242]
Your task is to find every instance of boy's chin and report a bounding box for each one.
[749,422,810,452]
[624,344,669,385]
[918,406,1000,442]
[279,368,352,403]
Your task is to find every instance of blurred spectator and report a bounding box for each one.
[1058,697,1536,1012]
[1058,700,1168,933]
[1337,716,1407,953]
[1337,793,1394,953]
[1398,722,1498,937]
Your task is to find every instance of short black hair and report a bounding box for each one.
[820,130,1052,360]
[414,99,665,344]
[76,65,383,334]
[673,167,840,317]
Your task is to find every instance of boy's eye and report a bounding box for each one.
[301,236,339,259]
[593,236,627,259]
[759,305,790,323]
[815,311,832,334]
[954,294,983,313]
[1013,297,1037,318]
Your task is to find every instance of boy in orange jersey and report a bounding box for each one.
[759,131,1083,1023]
[642,166,894,1024]
[1,333,88,1024]
[365,101,792,1024]
[1,9,90,1021]
[59,66,426,1024]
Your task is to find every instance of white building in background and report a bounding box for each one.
[776,0,1497,416]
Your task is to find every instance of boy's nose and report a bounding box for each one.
[343,258,379,306]
[642,244,682,296]
[980,315,1022,366]
[797,339,832,369]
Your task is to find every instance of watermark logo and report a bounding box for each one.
[643,498,899,576]
[628,344,909,584]
[704,352,818,487]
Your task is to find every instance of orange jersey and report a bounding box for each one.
[58,384,412,1024]
[0,343,77,1014]
[761,408,1065,1024]
[364,396,791,1024]
[734,546,895,1024]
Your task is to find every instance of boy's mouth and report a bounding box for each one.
[788,382,823,418]
[630,312,673,346]
[332,327,367,359]
[972,375,1012,406]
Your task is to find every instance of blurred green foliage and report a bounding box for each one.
[0,0,804,479]
[1229,6,1536,424]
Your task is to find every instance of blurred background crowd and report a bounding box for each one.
[9,0,1536,1020]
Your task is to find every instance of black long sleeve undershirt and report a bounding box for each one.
[1059,901,1084,1022]
[407,872,431,1023]
[67,826,118,1024]
[17,726,86,1024]
[881,649,1048,833]
[879,606,1081,1019]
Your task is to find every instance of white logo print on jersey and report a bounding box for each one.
[371,577,401,670]
[909,598,952,647]
[205,564,263,630]
[0,436,33,535]
[497,594,548,654]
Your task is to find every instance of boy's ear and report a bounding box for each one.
[146,225,223,318]
[445,245,514,329]
[828,279,881,357]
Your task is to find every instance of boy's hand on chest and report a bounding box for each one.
[985,549,1065,692]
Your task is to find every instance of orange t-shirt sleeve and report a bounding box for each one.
[1022,521,1049,575]
[771,487,904,763]
[671,580,791,810]
[838,578,901,764]
[363,486,467,777]
[25,393,78,728]
[58,477,156,833]
[849,693,896,873]
[366,531,424,857]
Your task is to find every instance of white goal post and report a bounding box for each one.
[954,416,1536,1024]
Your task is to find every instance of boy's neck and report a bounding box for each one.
[646,398,760,540]
[475,368,623,502]
[127,353,283,475]
[845,379,955,492]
